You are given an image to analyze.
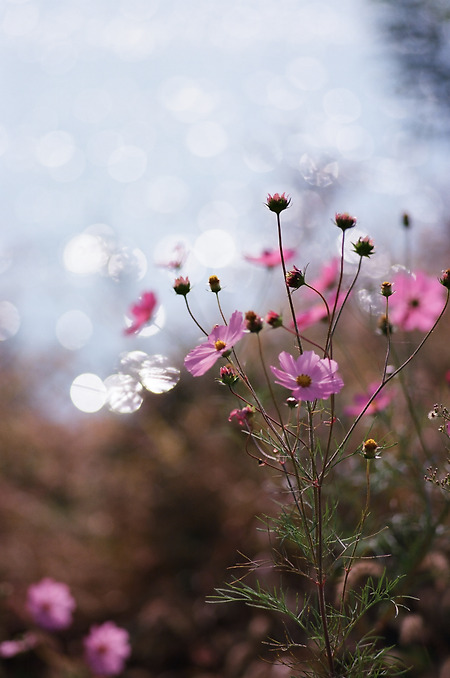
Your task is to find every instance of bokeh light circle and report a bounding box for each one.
[70,373,107,413]
[194,229,236,268]
[104,373,143,414]
[0,301,20,340]
[56,310,93,350]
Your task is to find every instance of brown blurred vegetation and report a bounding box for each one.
[0,290,449,677]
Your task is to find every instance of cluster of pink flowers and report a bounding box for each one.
[1,578,131,676]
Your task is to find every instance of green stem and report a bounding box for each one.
[275,212,303,355]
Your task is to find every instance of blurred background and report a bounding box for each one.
[0,0,449,676]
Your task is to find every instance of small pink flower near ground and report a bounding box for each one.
[84,621,131,677]
[184,311,246,377]
[26,578,75,631]
[124,291,157,335]
[388,271,445,332]
[244,247,296,269]
[270,350,344,401]
[345,381,393,418]
[0,633,37,658]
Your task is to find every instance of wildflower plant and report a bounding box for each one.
[173,194,449,677]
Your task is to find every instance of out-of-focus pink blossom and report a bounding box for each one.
[0,633,37,658]
[309,258,340,295]
[270,350,344,401]
[124,291,157,335]
[345,382,393,418]
[26,578,75,631]
[185,311,246,377]
[228,406,254,426]
[389,271,445,332]
[244,247,296,269]
[293,258,346,331]
[84,621,131,677]
[156,242,187,271]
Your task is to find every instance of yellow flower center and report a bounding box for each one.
[214,340,226,351]
[296,374,312,388]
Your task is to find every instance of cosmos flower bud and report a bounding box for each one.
[352,236,375,258]
[265,311,283,328]
[286,397,299,409]
[439,269,450,290]
[334,212,357,231]
[219,364,239,385]
[380,281,393,297]
[362,438,379,459]
[286,266,306,289]
[402,212,410,228]
[266,192,291,214]
[173,276,191,296]
[209,275,221,293]
[245,310,264,333]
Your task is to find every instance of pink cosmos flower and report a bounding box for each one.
[184,311,246,377]
[345,381,393,417]
[26,578,75,631]
[244,247,296,269]
[124,291,157,335]
[270,350,344,401]
[84,621,131,677]
[388,271,445,332]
